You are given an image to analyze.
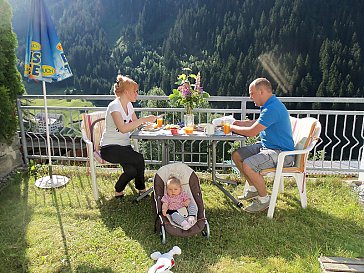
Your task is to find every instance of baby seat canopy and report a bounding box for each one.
[153,162,207,238]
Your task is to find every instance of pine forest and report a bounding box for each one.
[9,0,364,109]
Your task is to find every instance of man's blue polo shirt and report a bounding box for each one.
[257,95,294,151]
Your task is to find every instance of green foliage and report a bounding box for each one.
[0,0,25,143]
[309,150,325,161]
[141,86,168,109]
[9,0,364,109]
[26,159,45,178]
[168,68,210,113]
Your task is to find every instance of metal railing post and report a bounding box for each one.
[241,99,247,120]
[359,142,364,181]
[17,99,29,166]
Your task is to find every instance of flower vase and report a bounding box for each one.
[184,106,194,131]
[184,113,194,128]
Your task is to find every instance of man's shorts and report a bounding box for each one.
[235,143,295,172]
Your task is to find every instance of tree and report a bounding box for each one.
[0,0,25,143]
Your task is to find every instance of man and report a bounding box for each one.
[231,78,295,213]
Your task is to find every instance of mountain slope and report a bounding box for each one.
[9,0,364,102]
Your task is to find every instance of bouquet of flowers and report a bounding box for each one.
[168,68,210,115]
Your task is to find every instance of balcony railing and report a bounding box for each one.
[17,95,364,175]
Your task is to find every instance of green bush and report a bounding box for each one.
[0,0,25,144]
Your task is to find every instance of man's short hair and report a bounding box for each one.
[251,78,272,92]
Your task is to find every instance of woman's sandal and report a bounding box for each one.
[138,189,147,196]
[114,192,125,199]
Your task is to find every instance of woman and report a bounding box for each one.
[100,75,156,198]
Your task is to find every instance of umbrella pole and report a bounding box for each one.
[26,0,71,189]
[35,81,69,188]
[43,81,53,181]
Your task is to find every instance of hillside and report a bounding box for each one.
[8,0,364,103]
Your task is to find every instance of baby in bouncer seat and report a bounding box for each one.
[161,176,197,230]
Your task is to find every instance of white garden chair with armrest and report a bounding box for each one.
[243,116,322,218]
[81,111,140,201]
[81,111,109,200]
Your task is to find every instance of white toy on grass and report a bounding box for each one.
[148,246,182,273]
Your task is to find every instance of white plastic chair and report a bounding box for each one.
[81,111,139,200]
[244,116,322,218]
[81,111,108,200]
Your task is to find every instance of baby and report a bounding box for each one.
[161,176,197,230]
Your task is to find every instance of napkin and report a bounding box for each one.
[212,115,236,126]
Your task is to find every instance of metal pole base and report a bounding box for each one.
[35,175,70,189]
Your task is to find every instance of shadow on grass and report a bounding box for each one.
[97,184,364,272]
[6,169,361,272]
[51,188,72,271]
[73,264,114,273]
[0,172,31,273]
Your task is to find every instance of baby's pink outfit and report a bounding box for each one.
[161,191,190,210]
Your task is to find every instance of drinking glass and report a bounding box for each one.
[157,117,163,128]
[223,122,231,134]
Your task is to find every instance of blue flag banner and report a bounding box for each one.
[24,0,72,82]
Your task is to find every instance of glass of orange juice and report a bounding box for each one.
[185,127,194,134]
[157,117,163,127]
[223,122,231,134]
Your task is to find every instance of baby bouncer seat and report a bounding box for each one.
[152,162,210,244]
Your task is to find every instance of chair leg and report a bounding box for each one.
[87,144,99,200]
[295,173,307,208]
[89,161,99,200]
[86,160,90,175]
[267,174,282,218]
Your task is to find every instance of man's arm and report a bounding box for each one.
[230,120,266,137]
[232,119,256,127]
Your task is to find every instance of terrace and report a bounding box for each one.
[17,95,364,174]
[0,95,363,272]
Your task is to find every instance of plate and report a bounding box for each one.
[195,123,208,132]
[141,126,160,132]
[213,130,225,136]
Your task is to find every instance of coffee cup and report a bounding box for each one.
[204,124,215,135]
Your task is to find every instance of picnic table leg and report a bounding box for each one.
[135,187,154,202]
[211,141,243,208]
[161,140,168,165]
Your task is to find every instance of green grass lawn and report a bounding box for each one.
[29,98,94,108]
[23,81,69,95]
[0,168,363,273]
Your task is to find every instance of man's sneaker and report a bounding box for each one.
[244,197,270,213]
[237,190,259,201]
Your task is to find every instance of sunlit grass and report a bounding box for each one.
[29,99,93,108]
[0,169,363,273]
[27,98,94,128]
